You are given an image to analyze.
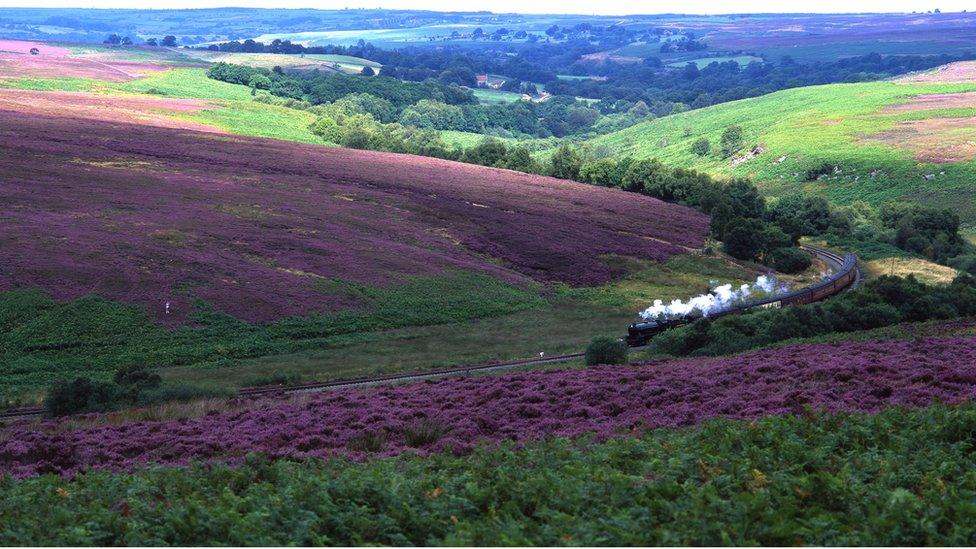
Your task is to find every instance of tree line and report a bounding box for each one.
[208,63,654,138]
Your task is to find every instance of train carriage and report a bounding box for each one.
[627,249,858,347]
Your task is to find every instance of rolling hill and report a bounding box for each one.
[0,105,718,399]
[0,38,763,401]
[585,63,976,224]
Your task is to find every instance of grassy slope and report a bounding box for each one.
[1,68,323,143]
[585,79,976,223]
[0,254,757,402]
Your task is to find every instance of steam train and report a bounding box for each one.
[626,249,859,347]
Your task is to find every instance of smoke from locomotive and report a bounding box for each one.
[639,275,787,321]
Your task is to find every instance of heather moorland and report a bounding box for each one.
[3,9,976,545]
[3,335,973,477]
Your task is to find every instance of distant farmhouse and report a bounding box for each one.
[475,74,506,89]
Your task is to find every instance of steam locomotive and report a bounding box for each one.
[626,251,858,347]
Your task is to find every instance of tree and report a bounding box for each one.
[160,35,177,47]
[769,247,812,274]
[579,158,619,186]
[691,137,711,156]
[398,99,464,130]
[121,36,133,46]
[360,66,376,76]
[502,146,539,173]
[103,34,122,46]
[461,137,508,167]
[720,125,744,158]
[549,144,582,180]
[758,223,792,261]
[248,74,272,90]
[145,38,158,47]
[722,217,764,261]
[45,377,118,417]
[621,158,666,193]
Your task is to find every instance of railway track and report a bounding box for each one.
[0,246,859,421]
[801,244,862,289]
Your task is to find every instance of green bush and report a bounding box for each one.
[135,383,233,406]
[585,336,628,365]
[44,377,118,417]
[720,125,744,157]
[769,247,813,274]
[691,136,710,156]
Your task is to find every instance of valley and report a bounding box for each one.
[2,8,976,545]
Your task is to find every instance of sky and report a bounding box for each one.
[0,0,970,16]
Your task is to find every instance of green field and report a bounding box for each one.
[0,254,758,402]
[666,55,764,68]
[185,51,381,74]
[471,87,524,103]
[3,68,325,144]
[584,78,976,224]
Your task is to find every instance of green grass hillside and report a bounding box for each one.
[586,76,976,224]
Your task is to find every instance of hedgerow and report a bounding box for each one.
[4,404,976,545]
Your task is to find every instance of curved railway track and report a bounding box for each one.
[0,246,860,422]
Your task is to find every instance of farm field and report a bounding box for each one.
[471,87,523,103]
[584,68,976,224]
[183,50,381,74]
[666,55,763,68]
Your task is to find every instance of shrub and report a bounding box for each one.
[402,419,450,447]
[769,247,813,274]
[549,144,582,180]
[113,365,162,390]
[691,137,711,156]
[720,125,744,157]
[585,336,628,365]
[347,430,387,452]
[136,383,232,406]
[44,377,118,417]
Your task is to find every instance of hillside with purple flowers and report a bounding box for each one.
[0,110,707,324]
[4,335,975,477]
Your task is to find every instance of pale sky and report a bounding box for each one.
[0,0,971,16]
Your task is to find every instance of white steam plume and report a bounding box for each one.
[638,275,788,321]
